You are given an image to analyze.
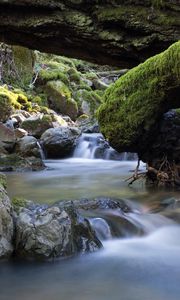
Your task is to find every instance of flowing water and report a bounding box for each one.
[2,134,180,300]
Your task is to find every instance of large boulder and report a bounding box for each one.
[98,41,180,155]
[0,173,14,259]
[14,202,102,260]
[41,126,80,158]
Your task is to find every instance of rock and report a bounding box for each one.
[0,123,15,143]
[46,80,78,120]
[0,1,179,67]
[21,114,54,138]
[60,197,132,212]
[0,123,16,153]
[0,44,34,87]
[15,136,42,158]
[0,92,13,122]
[14,202,102,260]
[41,126,80,158]
[75,89,102,117]
[0,173,14,259]
[52,114,68,127]
[98,42,180,155]
[92,78,108,90]
[13,110,31,120]
[11,113,26,124]
[0,154,45,171]
[14,128,28,139]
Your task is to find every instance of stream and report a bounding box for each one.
[2,133,180,300]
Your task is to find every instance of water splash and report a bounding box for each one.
[73,133,137,160]
[37,141,45,160]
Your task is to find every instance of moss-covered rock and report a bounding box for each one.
[46,80,78,120]
[12,45,35,87]
[1,44,34,88]
[0,86,32,121]
[76,89,102,117]
[38,69,69,85]
[97,41,180,154]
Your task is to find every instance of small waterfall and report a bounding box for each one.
[37,141,46,160]
[73,133,137,160]
[89,206,175,242]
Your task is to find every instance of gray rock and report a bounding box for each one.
[14,128,28,139]
[0,173,14,259]
[0,123,15,153]
[41,126,80,158]
[14,203,101,260]
[15,136,42,158]
[21,114,54,138]
[0,154,45,172]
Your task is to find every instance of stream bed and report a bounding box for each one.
[2,158,180,300]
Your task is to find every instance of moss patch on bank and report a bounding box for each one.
[97,41,180,152]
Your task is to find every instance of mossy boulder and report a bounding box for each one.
[0,93,13,122]
[97,41,180,154]
[0,86,31,122]
[46,80,78,120]
[38,68,69,85]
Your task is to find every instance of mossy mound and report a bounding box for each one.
[97,41,180,153]
[0,86,31,121]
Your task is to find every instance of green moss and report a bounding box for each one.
[75,83,92,91]
[11,46,35,88]
[76,89,102,116]
[45,80,78,120]
[67,67,81,84]
[38,69,69,85]
[95,4,179,28]
[97,41,180,151]
[84,72,98,81]
[12,196,28,212]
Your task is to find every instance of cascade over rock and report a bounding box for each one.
[0,0,179,67]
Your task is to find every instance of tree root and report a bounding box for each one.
[125,157,180,187]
